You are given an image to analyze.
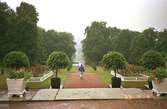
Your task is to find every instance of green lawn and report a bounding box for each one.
[0,67,76,89]
[86,65,96,73]
[0,66,148,89]
[0,74,7,89]
[27,75,53,89]
[96,67,112,86]
[95,67,147,88]
[68,66,77,73]
[122,81,148,88]
[27,68,74,89]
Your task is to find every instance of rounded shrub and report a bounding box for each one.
[102,51,127,73]
[102,51,127,88]
[47,51,70,78]
[140,50,165,70]
[3,51,30,69]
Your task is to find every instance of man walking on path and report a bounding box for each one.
[78,64,85,79]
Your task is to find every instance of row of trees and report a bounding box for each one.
[82,21,167,69]
[0,2,76,65]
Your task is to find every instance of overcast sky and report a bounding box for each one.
[2,0,167,45]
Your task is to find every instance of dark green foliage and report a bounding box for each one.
[44,30,76,60]
[0,2,39,64]
[82,21,113,68]
[8,71,24,79]
[67,61,72,71]
[0,1,76,65]
[82,21,140,67]
[129,34,151,64]
[8,71,32,80]
[156,68,167,80]
[23,71,33,80]
[102,51,127,77]
[142,28,158,48]
[16,2,38,24]
[47,51,70,78]
[3,51,30,69]
[82,21,167,66]
[155,29,167,53]
[111,29,139,60]
[15,2,39,64]
[0,2,16,60]
[140,50,165,69]
[102,52,127,70]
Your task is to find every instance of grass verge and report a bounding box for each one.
[96,67,112,86]
[85,65,96,73]
[122,81,148,88]
[0,67,75,89]
[0,74,7,89]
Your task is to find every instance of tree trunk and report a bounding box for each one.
[55,69,58,78]
[114,69,117,77]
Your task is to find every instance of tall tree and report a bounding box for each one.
[155,29,167,53]
[15,2,39,64]
[129,34,151,64]
[44,30,76,60]
[82,21,111,69]
[143,28,158,48]
[110,29,139,60]
[0,2,16,61]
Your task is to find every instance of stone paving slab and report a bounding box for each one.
[32,89,58,101]
[1,88,166,101]
[122,88,153,99]
[0,90,37,101]
[56,88,126,100]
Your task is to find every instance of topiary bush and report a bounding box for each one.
[102,51,127,77]
[47,51,70,88]
[102,51,127,88]
[47,51,70,78]
[3,51,30,70]
[140,50,166,85]
[140,50,165,70]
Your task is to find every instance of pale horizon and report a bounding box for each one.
[2,0,167,45]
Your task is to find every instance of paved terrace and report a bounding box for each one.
[0,88,166,102]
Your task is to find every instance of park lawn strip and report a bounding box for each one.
[122,81,148,88]
[96,67,148,88]
[27,75,53,89]
[86,65,96,73]
[59,69,68,85]
[96,67,112,86]
[68,66,78,73]
[27,69,68,89]
[0,68,71,89]
[0,74,7,89]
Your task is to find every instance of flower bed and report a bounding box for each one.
[111,70,148,88]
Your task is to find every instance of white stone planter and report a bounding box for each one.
[152,78,167,96]
[7,78,26,97]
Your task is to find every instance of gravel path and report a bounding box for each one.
[63,70,106,88]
